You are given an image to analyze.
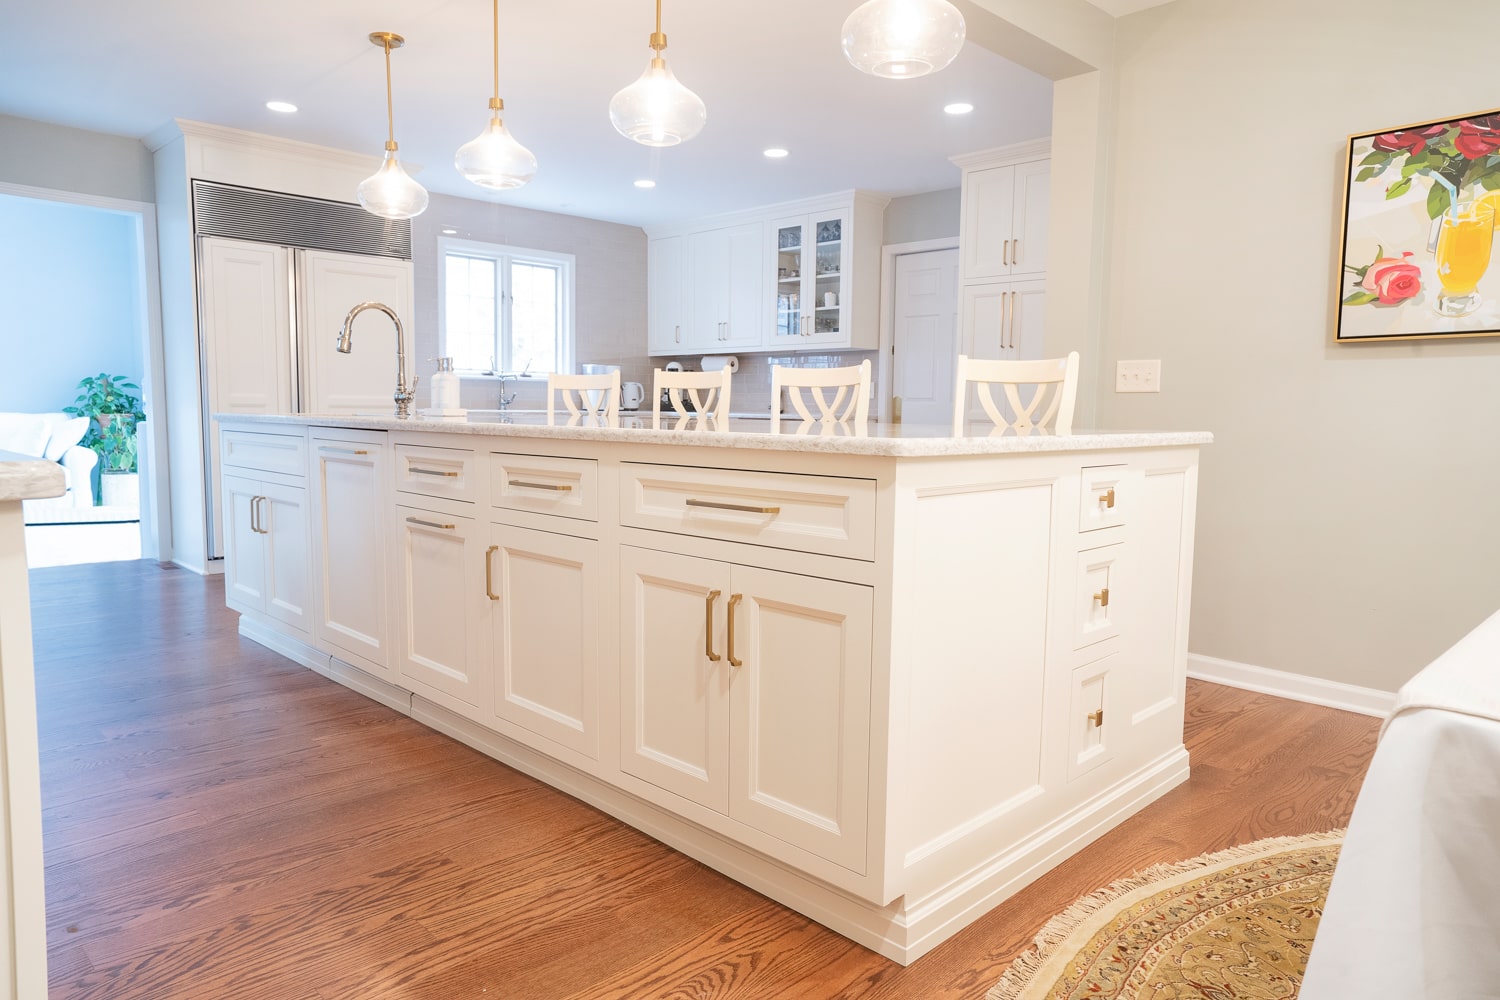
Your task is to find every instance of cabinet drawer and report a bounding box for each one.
[620,463,875,560]
[1068,652,1117,782]
[222,429,306,478]
[395,444,479,503]
[1073,542,1121,648]
[1079,465,1125,533]
[490,452,598,522]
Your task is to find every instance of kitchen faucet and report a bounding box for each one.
[497,374,517,410]
[335,302,417,419]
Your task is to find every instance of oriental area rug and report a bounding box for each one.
[987,831,1344,1000]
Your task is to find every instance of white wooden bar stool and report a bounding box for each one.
[652,367,732,429]
[546,370,621,427]
[771,359,871,433]
[952,351,1079,435]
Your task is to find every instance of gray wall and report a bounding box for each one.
[883,188,961,245]
[0,114,154,204]
[410,192,649,411]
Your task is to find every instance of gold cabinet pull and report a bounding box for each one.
[1088,708,1104,728]
[406,516,456,531]
[727,593,744,667]
[704,589,722,662]
[319,446,369,456]
[508,479,572,492]
[685,498,781,516]
[410,467,460,478]
[1013,238,1021,264]
[1002,238,1010,266]
[1093,587,1110,608]
[1099,487,1116,509]
[249,495,262,535]
[485,544,500,602]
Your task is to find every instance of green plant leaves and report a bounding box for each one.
[1343,290,1380,305]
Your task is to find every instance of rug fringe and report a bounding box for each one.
[986,829,1345,1000]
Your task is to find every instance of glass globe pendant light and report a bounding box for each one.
[455,0,537,190]
[608,0,706,147]
[357,31,429,219]
[841,0,967,79]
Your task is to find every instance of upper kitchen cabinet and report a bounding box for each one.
[953,142,1051,281]
[646,190,887,357]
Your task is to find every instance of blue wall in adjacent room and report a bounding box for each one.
[0,193,146,414]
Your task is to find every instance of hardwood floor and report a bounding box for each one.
[33,560,1382,999]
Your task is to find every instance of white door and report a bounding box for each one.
[396,505,488,712]
[310,434,392,680]
[620,546,730,812]
[491,523,600,761]
[222,474,266,616]
[726,566,873,873]
[298,249,415,414]
[891,248,959,425]
[260,480,311,635]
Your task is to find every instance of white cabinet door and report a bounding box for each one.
[310,433,392,681]
[961,165,1017,280]
[396,505,488,711]
[1010,159,1051,279]
[962,279,1045,361]
[260,480,311,635]
[222,474,267,616]
[690,228,728,350]
[723,222,765,349]
[726,566,873,873]
[298,249,415,414]
[1010,279,1047,359]
[620,546,730,812]
[648,235,690,355]
[490,523,600,761]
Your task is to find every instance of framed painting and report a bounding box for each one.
[1335,108,1500,342]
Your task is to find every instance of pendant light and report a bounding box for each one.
[356,31,429,220]
[841,0,967,79]
[608,0,706,147]
[455,0,537,190]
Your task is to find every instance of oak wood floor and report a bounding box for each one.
[32,560,1381,1000]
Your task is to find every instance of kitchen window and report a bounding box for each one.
[439,238,575,375]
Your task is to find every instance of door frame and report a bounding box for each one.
[876,237,959,424]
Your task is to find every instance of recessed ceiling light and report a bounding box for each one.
[944,102,974,115]
[763,148,789,159]
[266,101,298,114]
[441,228,458,235]
[634,179,657,189]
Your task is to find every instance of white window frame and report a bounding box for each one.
[437,237,575,376]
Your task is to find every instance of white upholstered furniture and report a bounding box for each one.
[953,352,1080,435]
[0,413,96,512]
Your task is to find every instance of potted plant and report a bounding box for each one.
[64,373,146,507]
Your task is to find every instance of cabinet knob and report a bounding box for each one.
[1099,487,1116,509]
[1088,708,1104,728]
[1093,587,1110,608]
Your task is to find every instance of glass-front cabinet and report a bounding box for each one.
[771,210,851,347]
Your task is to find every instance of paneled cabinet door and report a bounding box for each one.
[648,235,689,354]
[310,436,392,681]
[688,223,765,350]
[298,248,415,414]
[726,566,873,873]
[770,211,851,346]
[960,160,1050,280]
[961,279,1046,361]
[259,480,311,634]
[222,474,267,616]
[396,505,488,712]
[620,546,731,812]
[489,523,600,761]
[1009,159,1050,278]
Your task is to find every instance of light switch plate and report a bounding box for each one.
[1115,360,1161,393]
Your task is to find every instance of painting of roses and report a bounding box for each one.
[1336,107,1500,342]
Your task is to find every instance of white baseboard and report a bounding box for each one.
[1187,653,1395,718]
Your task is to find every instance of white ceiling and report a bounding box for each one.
[0,0,1055,228]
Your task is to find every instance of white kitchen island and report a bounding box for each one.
[216,411,1209,964]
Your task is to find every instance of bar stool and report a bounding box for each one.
[652,367,732,429]
[770,359,870,433]
[545,371,621,427]
[951,352,1079,435]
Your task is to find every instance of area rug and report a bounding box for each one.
[987,830,1344,1000]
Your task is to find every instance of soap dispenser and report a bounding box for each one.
[428,357,464,416]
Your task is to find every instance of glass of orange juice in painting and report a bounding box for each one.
[1434,200,1496,316]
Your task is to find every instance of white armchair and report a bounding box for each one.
[0,412,97,509]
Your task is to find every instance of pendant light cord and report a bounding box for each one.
[491,0,500,103]
[383,37,395,147]
[650,0,666,53]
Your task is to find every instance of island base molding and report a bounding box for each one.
[239,616,1189,964]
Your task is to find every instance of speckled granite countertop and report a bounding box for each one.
[0,450,65,503]
[217,411,1211,458]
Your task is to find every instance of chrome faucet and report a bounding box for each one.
[336,302,417,419]
[497,374,517,410]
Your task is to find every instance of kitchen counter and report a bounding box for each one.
[216,410,1212,457]
[0,450,65,503]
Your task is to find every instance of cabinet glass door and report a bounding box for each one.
[811,216,843,339]
[775,223,805,338]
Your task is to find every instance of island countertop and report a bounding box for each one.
[0,450,65,504]
[215,410,1211,458]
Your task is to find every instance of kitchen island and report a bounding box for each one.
[216,411,1209,964]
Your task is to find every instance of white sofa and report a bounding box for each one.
[0,412,97,511]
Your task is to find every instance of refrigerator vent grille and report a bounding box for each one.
[192,181,411,259]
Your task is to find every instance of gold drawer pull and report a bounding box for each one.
[406,516,456,531]
[485,544,500,601]
[508,479,573,492]
[1099,487,1116,509]
[320,447,369,456]
[410,467,460,478]
[704,589,722,662]
[727,593,744,667]
[685,498,781,516]
[1088,708,1104,728]
[1093,587,1110,608]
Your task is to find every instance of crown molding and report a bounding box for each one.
[949,138,1052,171]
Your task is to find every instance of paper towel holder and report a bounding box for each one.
[700,355,739,374]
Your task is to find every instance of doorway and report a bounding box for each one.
[889,246,960,425]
